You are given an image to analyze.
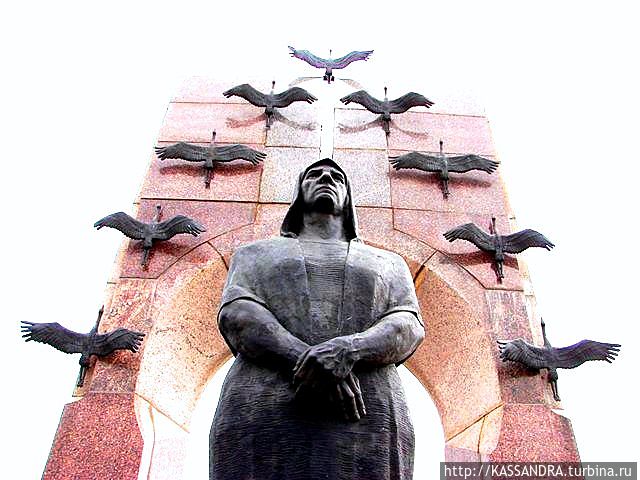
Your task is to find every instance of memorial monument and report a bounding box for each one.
[34,61,601,477]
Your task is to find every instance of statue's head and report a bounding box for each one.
[281,158,359,240]
[300,162,348,215]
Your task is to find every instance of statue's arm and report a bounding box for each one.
[293,311,423,384]
[219,298,309,370]
[349,311,424,366]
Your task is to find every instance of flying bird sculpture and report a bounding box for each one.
[389,140,500,198]
[340,87,434,135]
[223,81,317,129]
[498,319,620,401]
[155,131,265,187]
[288,46,373,84]
[21,307,145,387]
[443,217,554,281]
[94,205,206,267]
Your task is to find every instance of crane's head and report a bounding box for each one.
[489,216,497,235]
[211,130,217,144]
[154,205,163,223]
[439,139,444,155]
[541,318,548,336]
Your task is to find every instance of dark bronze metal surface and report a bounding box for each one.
[288,46,373,84]
[210,159,424,480]
[443,217,554,282]
[222,81,317,129]
[21,307,145,387]
[340,87,434,134]
[94,205,205,268]
[498,319,621,401]
[389,140,500,198]
[155,131,265,187]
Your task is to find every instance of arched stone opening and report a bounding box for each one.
[132,244,499,478]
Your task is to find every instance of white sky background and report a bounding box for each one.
[1,1,639,478]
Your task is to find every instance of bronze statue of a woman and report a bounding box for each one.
[210,159,425,480]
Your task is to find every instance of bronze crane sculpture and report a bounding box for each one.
[21,307,145,387]
[155,131,265,187]
[288,46,373,84]
[223,81,317,129]
[498,319,621,401]
[94,205,206,267]
[443,217,554,281]
[389,140,500,198]
[340,87,434,135]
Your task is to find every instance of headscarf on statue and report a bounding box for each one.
[280,158,360,242]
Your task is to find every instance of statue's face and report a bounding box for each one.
[301,165,348,214]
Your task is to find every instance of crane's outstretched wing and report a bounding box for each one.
[552,340,621,369]
[497,339,552,369]
[443,223,495,252]
[213,145,266,164]
[94,212,147,240]
[91,328,145,356]
[154,216,206,240]
[154,143,209,162]
[388,92,434,113]
[501,229,554,254]
[223,84,268,107]
[288,46,329,68]
[271,87,317,107]
[498,338,621,370]
[447,155,500,174]
[339,90,385,114]
[389,152,443,172]
[21,321,87,354]
[329,50,373,69]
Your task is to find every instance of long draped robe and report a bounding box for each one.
[210,236,423,480]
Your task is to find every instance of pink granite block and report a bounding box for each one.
[420,251,490,316]
[259,147,321,203]
[136,250,231,427]
[172,77,276,104]
[418,252,540,406]
[210,204,288,265]
[355,206,434,275]
[44,393,143,480]
[266,101,321,148]
[388,112,495,155]
[444,419,483,461]
[408,266,502,439]
[389,149,508,215]
[85,279,155,394]
[393,209,523,290]
[159,102,267,144]
[334,108,388,150]
[428,92,486,117]
[149,242,221,320]
[139,142,264,202]
[480,404,580,462]
[333,149,391,207]
[117,200,255,279]
[485,290,547,404]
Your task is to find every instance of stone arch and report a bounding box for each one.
[406,252,502,443]
[130,237,509,478]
